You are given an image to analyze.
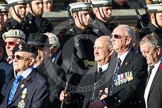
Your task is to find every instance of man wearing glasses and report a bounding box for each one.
[2,29,26,64]
[0,43,49,108]
[89,25,147,108]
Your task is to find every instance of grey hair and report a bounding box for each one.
[107,36,113,49]
[43,32,60,49]
[98,35,113,49]
[139,33,162,49]
[118,24,135,40]
[16,38,26,44]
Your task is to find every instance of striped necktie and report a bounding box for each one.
[96,67,102,81]
[109,58,121,96]
[8,75,23,105]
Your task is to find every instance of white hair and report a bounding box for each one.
[43,32,60,49]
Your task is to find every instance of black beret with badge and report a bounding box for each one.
[12,43,37,56]
[27,33,50,46]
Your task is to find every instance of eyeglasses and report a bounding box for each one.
[12,55,30,60]
[5,42,16,46]
[111,34,126,39]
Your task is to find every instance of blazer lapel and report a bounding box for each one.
[91,63,97,83]
[102,56,117,83]
[5,78,15,106]
[11,70,36,103]
[148,62,162,98]
[118,50,134,74]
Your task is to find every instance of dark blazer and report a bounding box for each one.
[0,68,49,108]
[147,23,162,40]
[78,53,117,108]
[146,61,162,108]
[104,50,147,108]
[36,58,66,108]
[6,18,30,40]
[25,13,53,34]
[89,18,116,36]
[0,58,13,104]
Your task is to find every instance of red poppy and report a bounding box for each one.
[159,64,162,70]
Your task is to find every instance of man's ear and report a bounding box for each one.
[109,48,114,56]
[150,13,155,20]
[26,3,31,12]
[125,36,131,46]
[155,45,161,56]
[29,57,35,66]
[72,12,77,19]
[8,7,13,13]
[93,8,98,13]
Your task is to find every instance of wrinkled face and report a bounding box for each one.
[77,11,90,26]
[13,51,34,73]
[12,4,26,19]
[43,1,53,12]
[140,42,159,66]
[0,12,8,30]
[5,38,18,57]
[156,12,162,27]
[111,26,131,53]
[31,0,43,16]
[94,38,111,65]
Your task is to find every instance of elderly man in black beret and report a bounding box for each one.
[0,43,50,108]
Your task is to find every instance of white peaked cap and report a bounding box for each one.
[0,4,8,12]
[6,0,26,6]
[91,0,112,7]
[69,2,91,13]
[147,4,162,13]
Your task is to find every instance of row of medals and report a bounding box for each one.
[17,88,27,108]
[114,71,133,87]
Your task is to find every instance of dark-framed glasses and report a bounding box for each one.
[12,55,29,60]
[111,34,126,39]
[5,41,16,46]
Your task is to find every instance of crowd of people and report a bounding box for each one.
[0,0,162,108]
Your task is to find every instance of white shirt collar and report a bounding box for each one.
[118,50,129,65]
[98,63,109,72]
[17,67,33,79]
[144,59,161,108]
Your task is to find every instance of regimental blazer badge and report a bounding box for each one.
[17,88,27,108]
[115,71,133,87]
[18,44,23,51]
